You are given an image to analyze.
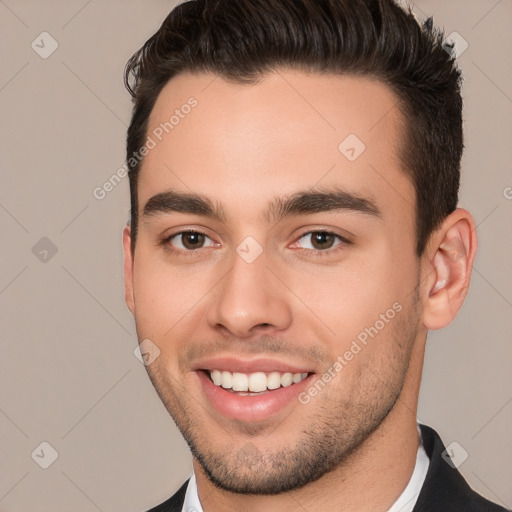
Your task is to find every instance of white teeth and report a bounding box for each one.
[232,372,249,391]
[267,372,281,390]
[211,369,222,386]
[209,370,309,392]
[248,372,267,392]
[221,371,232,389]
[281,372,293,387]
[292,372,304,384]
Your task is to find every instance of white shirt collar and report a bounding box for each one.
[182,425,429,512]
[182,472,202,512]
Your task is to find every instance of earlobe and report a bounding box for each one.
[122,223,135,316]
[422,209,478,330]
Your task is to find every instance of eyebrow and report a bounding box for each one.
[142,186,381,224]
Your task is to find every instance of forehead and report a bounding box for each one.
[139,70,414,225]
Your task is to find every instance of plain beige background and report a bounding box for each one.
[0,1,511,511]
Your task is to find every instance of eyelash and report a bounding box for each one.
[292,231,352,256]
[160,229,352,257]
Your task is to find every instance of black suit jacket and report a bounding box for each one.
[146,424,510,511]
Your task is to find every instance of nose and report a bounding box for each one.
[206,250,293,338]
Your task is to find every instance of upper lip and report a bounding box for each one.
[192,356,315,374]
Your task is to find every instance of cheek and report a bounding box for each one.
[286,248,417,350]
[290,264,396,329]
[132,257,211,340]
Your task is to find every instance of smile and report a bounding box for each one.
[209,370,309,393]
[197,368,314,422]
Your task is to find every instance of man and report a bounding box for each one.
[122,0,509,510]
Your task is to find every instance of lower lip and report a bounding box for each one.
[197,370,313,423]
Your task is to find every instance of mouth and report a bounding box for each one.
[204,369,311,395]
[196,366,315,422]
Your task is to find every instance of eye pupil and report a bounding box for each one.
[312,232,334,250]
[183,232,205,249]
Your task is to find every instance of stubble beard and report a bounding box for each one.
[142,293,420,495]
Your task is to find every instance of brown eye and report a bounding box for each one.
[168,231,215,251]
[310,232,336,250]
[293,230,346,254]
[181,232,206,249]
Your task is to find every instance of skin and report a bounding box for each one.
[123,70,477,512]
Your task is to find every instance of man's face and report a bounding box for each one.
[124,71,425,493]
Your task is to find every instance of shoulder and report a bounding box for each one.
[144,479,189,512]
[415,424,510,512]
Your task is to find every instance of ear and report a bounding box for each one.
[421,208,478,330]
[122,222,135,316]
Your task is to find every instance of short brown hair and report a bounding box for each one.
[124,0,463,256]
